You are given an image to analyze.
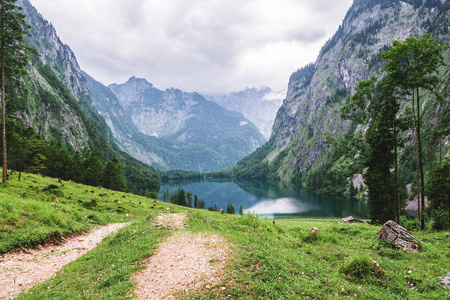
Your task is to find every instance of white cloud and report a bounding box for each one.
[29,0,353,94]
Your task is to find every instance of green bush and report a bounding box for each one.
[341,255,384,279]
[400,216,420,231]
[431,208,449,231]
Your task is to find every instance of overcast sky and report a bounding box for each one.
[30,0,353,95]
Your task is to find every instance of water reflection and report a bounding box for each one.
[244,197,317,215]
[158,178,369,219]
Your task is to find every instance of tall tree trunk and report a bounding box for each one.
[412,93,421,224]
[416,88,425,230]
[439,111,441,167]
[2,58,6,184]
[395,123,400,223]
[1,7,5,184]
[415,129,421,224]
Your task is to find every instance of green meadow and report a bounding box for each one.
[1,171,449,299]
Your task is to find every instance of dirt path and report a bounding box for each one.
[134,213,230,299]
[0,222,130,300]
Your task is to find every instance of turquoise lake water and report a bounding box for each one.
[158,178,369,219]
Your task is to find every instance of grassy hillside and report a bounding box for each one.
[1,171,449,299]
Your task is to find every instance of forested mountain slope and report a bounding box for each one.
[236,0,449,195]
[6,0,161,193]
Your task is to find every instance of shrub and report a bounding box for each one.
[341,255,384,279]
[400,215,420,231]
[431,208,449,231]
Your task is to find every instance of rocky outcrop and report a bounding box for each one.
[440,272,450,288]
[341,216,364,223]
[14,0,102,150]
[377,220,420,252]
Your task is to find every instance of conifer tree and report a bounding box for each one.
[0,0,34,183]
[103,158,127,192]
[227,203,235,214]
[194,194,198,208]
[186,191,192,208]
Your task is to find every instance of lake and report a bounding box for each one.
[158,178,369,219]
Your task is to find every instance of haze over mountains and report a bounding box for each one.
[206,87,285,140]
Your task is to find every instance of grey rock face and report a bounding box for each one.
[377,220,420,252]
[14,0,100,150]
[206,87,285,140]
[258,0,449,182]
[88,76,266,171]
[341,216,364,223]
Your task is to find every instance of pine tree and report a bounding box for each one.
[83,151,104,187]
[0,0,34,183]
[194,194,198,208]
[340,77,401,223]
[186,191,192,208]
[103,158,127,192]
[162,187,169,202]
[227,203,235,214]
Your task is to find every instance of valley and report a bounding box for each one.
[0,0,449,298]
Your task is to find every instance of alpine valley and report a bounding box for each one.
[233,0,449,197]
[6,0,450,198]
[12,0,266,180]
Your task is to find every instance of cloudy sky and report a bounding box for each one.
[31,0,353,94]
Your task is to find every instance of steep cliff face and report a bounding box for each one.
[11,0,160,193]
[243,0,449,185]
[86,76,265,171]
[206,87,285,140]
[16,0,107,151]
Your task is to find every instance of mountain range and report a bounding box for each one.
[85,75,265,171]
[10,0,450,196]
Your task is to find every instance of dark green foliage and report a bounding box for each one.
[186,191,192,208]
[168,187,195,208]
[338,76,400,223]
[428,159,450,230]
[303,161,348,195]
[431,208,449,231]
[399,216,420,231]
[102,158,127,192]
[365,110,397,223]
[1,0,36,183]
[0,118,161,194]
[160,170,202,181]
[226,203,235,214]
[382,33,448,229]
[289,63,315,91]
[234,137,278,179]
[197,200,205,209]
[83,151,104,187]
